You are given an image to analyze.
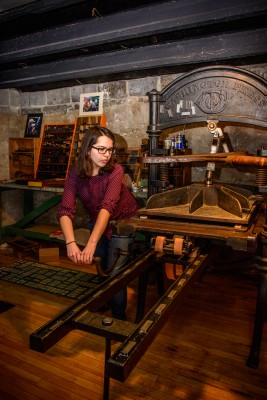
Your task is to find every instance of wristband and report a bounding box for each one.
[66,240,75,246]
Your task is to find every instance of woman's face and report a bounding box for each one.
[89,135,114,175]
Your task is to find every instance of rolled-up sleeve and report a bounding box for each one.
[57,168,78,221]
[101,165,124,216]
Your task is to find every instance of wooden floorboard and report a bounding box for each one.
[0,249,266,400]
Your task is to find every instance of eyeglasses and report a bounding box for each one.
[91,146,116,155]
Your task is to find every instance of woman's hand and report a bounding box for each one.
[66,241,83,263]
[80,241,97,264]
[66,241,96,264]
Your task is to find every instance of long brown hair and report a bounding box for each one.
[75,126,116,177]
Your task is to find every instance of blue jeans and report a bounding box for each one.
[89,222,134,320]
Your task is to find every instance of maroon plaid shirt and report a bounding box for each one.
[57,163,138,238]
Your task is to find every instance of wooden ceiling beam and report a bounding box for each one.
[0,0,84,23]
[1,28,266,89]
[1,0,266,64]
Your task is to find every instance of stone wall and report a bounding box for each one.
[0,63,267,227]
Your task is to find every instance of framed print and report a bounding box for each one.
[24,113,43,137]
[79,92,103,116]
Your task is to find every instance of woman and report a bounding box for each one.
[57,126,138,320]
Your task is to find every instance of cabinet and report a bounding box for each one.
[9,137,40,180]
[72,115,106,159]
[35,123,75,180]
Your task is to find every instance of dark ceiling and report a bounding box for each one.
[0,0,267,92]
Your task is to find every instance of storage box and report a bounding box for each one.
[7,237,39,253]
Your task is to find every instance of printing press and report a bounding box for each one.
[29,66,267,400]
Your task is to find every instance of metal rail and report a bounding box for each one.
[107,252,210,382]
[30,249,156,353]
[29,245,211,400]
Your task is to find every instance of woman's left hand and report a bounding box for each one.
[80,241,97,264]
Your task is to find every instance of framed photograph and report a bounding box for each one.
[24,113,43,137]
[79,92,104,116]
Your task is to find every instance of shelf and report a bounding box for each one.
[35,123,75,180]
[72,115,106,159]
[9,137,40,180]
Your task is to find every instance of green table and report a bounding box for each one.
[0,182,64,242]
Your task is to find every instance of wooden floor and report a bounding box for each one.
[0,247,267,400]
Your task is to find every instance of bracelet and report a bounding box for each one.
[66,240,75,246]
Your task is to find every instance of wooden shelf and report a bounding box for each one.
[9,137,40,180]
[72,115,106,160]
[116,147,147,183]
[35,123,75,180]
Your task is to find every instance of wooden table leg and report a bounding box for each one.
[247,268,267,368]
[103,338,112,400]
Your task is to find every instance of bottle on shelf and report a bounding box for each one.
[171,136,176,156]
[175,133,183,154]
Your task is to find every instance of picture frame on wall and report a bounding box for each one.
[24,113,43,137]
[79,92,104,116]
